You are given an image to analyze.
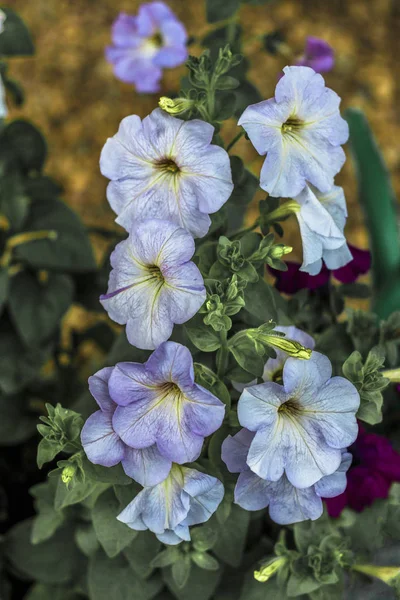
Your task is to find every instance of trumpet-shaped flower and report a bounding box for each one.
[237,352,359,488]
[105,3,188,93]
[100,108,233,237]
[295,184,352,275]
[81,367,172,486]
[100,219,206,349]
[110,341,225,464]
[238,66,348,198]
[117,465,224,544]
[222,429,351,525]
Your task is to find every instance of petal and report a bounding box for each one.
[81,411,125,467]
[117,491,148,531]
[161,264,206,324]
[145,341,195,387]
[121,444,172,486]
[238,98,293,155]
[268,476,323,525]
[159,17,188,47]
[181,468,224,526]
[110,14,140,47]
[221,429,254,473]
[108,362,156,406]
[133,219,195,267]
[315,451,352,498]
[157,528,189,545]
[154,45,187,68]
[183,384,225,437]
[88,367,115,412]
[141,108,185,159]
[238,381,286,431]
[323,243,353,271]
[235,471,272,510]
[283,352,332,400]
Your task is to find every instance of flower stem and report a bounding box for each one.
[217,330,229,378]
[226,130,245,153]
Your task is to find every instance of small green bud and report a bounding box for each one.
[158,96,195,115]
[61,464,77,485]
[381,368,400,382]
[353,564,400,584]
[254,556,286,583]
[262,334,312,359]
[269,244,293,259]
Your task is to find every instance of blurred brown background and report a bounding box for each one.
[8,0,400,264]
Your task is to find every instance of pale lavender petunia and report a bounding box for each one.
[237,352,359,488]
[100,108,233,237]
[100,219,206,350]
[294,184,352,275]
[81,367,172,486]
[110,341,225,464]
[117,464,224,544]
[296,37,334,73]
[222,429,352,525]
[105,3,188,93]
[238,66,348,198]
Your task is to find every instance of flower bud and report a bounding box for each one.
[254,556,286,583]
[262,334,312,359]
[158,96,195,115]
[269,244,293,259]
[353,564,400,584]
[61,464,77,485]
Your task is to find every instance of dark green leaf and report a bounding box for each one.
[164,563,221,600]
[213,504,250,567]
[81,458,132,486]
[0,169,29,229]
[30,480,64,544]
[206,0,240,23]
[74,524,99,557]
[0,9,34,56]
[0,391,36,445]
[54,476,106,511]
[0,268,9,314]
[244,278,277,323]
[25,584,83,600]
[3,120,46,171]
[185,314,221,352]
[124,530,162,579]
[92,488,137,558]
[172,555,192,589]
[9,272,74,347]
[0,331,49,394]
[230,336,264,377]
[191,552,219,571]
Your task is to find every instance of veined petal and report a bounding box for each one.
[145,341,195,387]
[283,352,332,400]
[235,470,273,511]
[131,219,194,266]
[88,367,115,412]
[268,476,323,525]
[238,382,285,431]
[315,451,352,498]
[181,468,224,526]
[108,362,156,406]
[221,429,254,473]
[182,384,225,437]
[238,98,293,155]
[81,411,125,467]
[121,444,172,486]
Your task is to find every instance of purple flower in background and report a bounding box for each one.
[222,429,351,525]
[106,2,188,93]
[237,352,359,488]
[294,184,351,275]
[325,425,400,517]
[100,108,233,237]
[110,341,225,464]
[118,465,224,544]
[270,245,371,294]
[81,367,172,486]
[100,219,206,350]
[296,37,334,73]
[238,66,348,198]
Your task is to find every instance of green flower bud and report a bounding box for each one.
[262,334,312,359]
[353,564,400,584]
[158,96,195,115]
[269,244,293,259]
[61,464,77,485]
[254,556,287,583]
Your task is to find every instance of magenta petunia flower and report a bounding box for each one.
[105,3,188,93]
[269,244,371,294]
[296,37,334,74]
[325,425,400,516]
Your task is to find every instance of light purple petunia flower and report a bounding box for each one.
[117,464,224,544]
[100,219,206,350]
[296,37,334,73]
[105,3,188,93]
[100,108,233,237]
[237,352,360,488]
[294,184,352,275]
[238,66,349,198]
[109,341,225,464]
[222,429,351,525]
[81,367,172,486]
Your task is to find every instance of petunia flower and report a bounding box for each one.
[294,184,352,275]
[100,219,206,350]
[296,37,334,73]
[117,464,224,544]
[109,341,225,464]
[105,3,188,93]
[81,367,172,486]
[222,429,351,525]
[325,425,400,516]
[269,244,371,294]
[237,352,360,488]
[100,108,233,237]
[238,66,348,198]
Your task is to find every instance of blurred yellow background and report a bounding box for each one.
[8,0,400,265]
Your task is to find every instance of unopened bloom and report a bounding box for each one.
[100,108,233,237]
[118,465,224,544]
[238,66,348,198]
[110,341,225,464]
[263,325,315,383]
[81,367,172,486]
[100,219,206,349]
[325,425,400,516]
[105,3,188,93]
[296,37,334,73]
[222,429,351,525]
[237,352,359,488]
[294,184,352,275]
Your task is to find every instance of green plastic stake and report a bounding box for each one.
[345,108,400,318]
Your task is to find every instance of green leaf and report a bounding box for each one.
[9,272,74,347]
[151,547,181,568]
[0,9,34,56]
[54,475,106,511]
[92,488,137,558]
[206,0,240,23]
[0,391,36,445]
[74,524,99,557]
[5,519,81,584]
[229,335,264,377]
[345,109,400,318]
[185,314,221,352]
[172,555,192,588]
[214,92,237,121]
[0,268,9,314]
[191,552,219,571]
[194,363,231,410]
[124,530,161,579]
[234,80,263,117]
[88,550,163,600]
[208,425,231,473]
[244,278,278,323]
[164,563,221,600]
[0,331,49,394]
[215,75,239,90]
[14,198,96,272]
[81,457,132,486]
[213,504,250,567]
[2,120,46,171]
[30,480,64,544]
[287,571,321,597]
[25,584,83,600]
[0,168,29,229]
[191,525,219,553]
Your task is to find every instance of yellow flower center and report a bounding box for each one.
[155,157,181,175]
[282,116,304,134]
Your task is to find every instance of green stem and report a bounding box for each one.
[231,219,260,239]
[226,130,245,153]
[217,330,229,378]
